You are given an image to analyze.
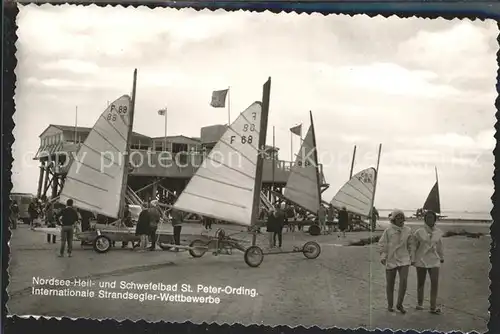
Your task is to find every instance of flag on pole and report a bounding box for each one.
[158,108,167,116]
[290,124,302,136]
[210,89,229,108]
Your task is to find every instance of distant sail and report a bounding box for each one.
[330,167,376,217]
[283,125,321,214]
[173,102,263,226]
[59,95,132,218]
[423,182,441,214]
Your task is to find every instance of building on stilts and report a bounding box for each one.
[33,123,327,209]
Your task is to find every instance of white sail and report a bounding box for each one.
[59,95,132,218]
[173,102,263,226]
[283,125,321,213]
[330,167,376,217]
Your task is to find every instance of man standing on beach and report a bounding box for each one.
[135,204,150,251]
[338,207,349,238]
[171,208,183,251]
[318,205,326,234]
[55,199,80,257]
[378,209,413,314]
[148,200,162,251]
[273,203,286,248]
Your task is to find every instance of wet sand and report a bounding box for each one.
[7,221,490,332]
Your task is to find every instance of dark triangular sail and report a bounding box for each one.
[423,182,441,214]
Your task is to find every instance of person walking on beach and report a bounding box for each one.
[171,208,183,251]
[148,200,161,251]
[378,209,413,314]
[411,210,444,315]
[338,207,349,238]
[55,199,80,257]
[135,206,150,251]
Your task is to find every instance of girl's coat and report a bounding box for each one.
[411,225,444,268]
[378,224,414,269]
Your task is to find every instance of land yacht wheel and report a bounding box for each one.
[309,225,321,236]
[189,239,208,258]
[302,241,321,259]
[93,235,112,253]
[244,246,264,268]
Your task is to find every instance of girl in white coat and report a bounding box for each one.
[378,209,414,314]
[411,210,444,314]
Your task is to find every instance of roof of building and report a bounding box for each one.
[40,124,150,139]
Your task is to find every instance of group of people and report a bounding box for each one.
[134,200,183,252]
[378,209,444,315]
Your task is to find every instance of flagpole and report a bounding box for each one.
[164,108,168,152]
[290,131,293,162]
[227,86,231,125]
[74,106,78,143]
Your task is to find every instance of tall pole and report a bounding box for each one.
[272,126,276,190]
[119,69,137,219]
[370,143,383,216]
[74,106,78,143]
[309,110,322,215]
[227,86,231,125]
[164,108,168,151]
[250,77,271,246]
[349,145,357,179]
[290,131,293,162]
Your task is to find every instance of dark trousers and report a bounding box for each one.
[416,267,440,309]
[273,229,283,247]
[173,226,182,245]
[60,226,74,255]
[385,265,409,308]
[150,227,158,250]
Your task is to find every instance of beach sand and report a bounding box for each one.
[6,221,490,332]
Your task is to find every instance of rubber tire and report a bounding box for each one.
[93,235,112,253]
[302,241,321,259]
[189,239,208,258]
[309,224,321,236]
[244,245,264,268]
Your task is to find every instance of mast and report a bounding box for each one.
[272,126,276,190]
[250,77,271,245]
[118,69,137,219]
[435,166,441,214]
[369,143,382,217]
[349,145,357,179]
[309,110,322,212]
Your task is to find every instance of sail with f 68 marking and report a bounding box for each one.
[59,95,132,219]
[173,102,264,226]
[330,167,376,217]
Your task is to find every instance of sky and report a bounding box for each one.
[13,5,498,213]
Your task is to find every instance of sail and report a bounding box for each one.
[423,182,441,214]
[330,167,376,217]
[283,125,321,213]
[59,95,132,218]
[173,102,263,226]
